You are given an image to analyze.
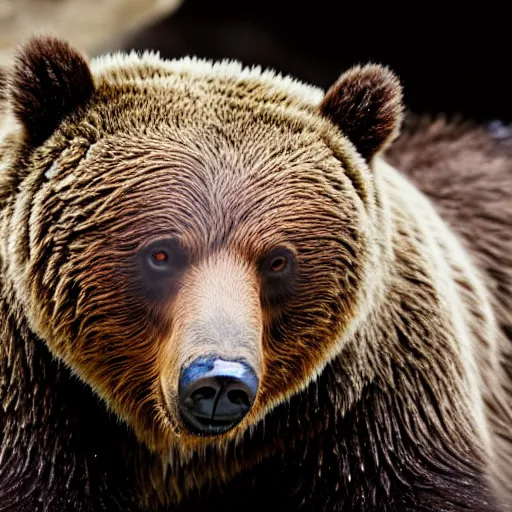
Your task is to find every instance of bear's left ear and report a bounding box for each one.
[320,64,403,162]
[9,36,95,147]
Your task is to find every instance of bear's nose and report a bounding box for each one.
[178,357,258,435]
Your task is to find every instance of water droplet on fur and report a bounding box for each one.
[45,163,59,180]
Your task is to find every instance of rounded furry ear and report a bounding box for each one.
[9,36,94,147]
[320,64,403,162]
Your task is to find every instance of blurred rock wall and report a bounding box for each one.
[0,0,181,65]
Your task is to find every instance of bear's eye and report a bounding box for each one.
[262,247,295,276]
[261,247,295,277]
[148,248,174,270]
[152,250,169,265]
[269,255,287,273]
[260,247,297,306]
[139,239,188,275]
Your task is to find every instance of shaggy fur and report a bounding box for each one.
[10,37,94,147]
[320,64,403,162]
[0,37,510,511]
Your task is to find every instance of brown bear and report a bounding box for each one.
[0,36,510,511]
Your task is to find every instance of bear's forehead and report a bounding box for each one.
[86,54,330,143]
[78,59,340,189]
[38,55,354,252]
[58,127,349,261]
[76,122,344,231]
[53,116,348,256]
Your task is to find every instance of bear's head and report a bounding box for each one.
[0,37,402,454]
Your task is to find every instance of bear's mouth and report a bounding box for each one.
[183,411,247,435]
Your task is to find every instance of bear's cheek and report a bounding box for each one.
[250,270,362,415]
[256,332,341,410]
[68,301,168,409]
[26,250,175,447]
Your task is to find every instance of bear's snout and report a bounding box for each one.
[178,357,258,435]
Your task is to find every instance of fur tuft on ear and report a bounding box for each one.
[320,64,403,162]
[9,36,94,147]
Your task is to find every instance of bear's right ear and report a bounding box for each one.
[8,36,94,147]
[320,64,403,163]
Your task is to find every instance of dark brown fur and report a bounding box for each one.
[388,118,512,493]
[10,37,94,147]
[321,65,403,162]
[0,38,510,511]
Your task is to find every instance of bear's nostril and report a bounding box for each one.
[227,389,250,408]
[178,357,259,436]
[190,386,216,402]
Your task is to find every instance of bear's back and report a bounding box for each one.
[388,119,512,498]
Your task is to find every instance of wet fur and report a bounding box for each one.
[0,38,510,511]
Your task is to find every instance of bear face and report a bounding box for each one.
[1,37,402,455]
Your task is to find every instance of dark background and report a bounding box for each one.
[123,2,511,123]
